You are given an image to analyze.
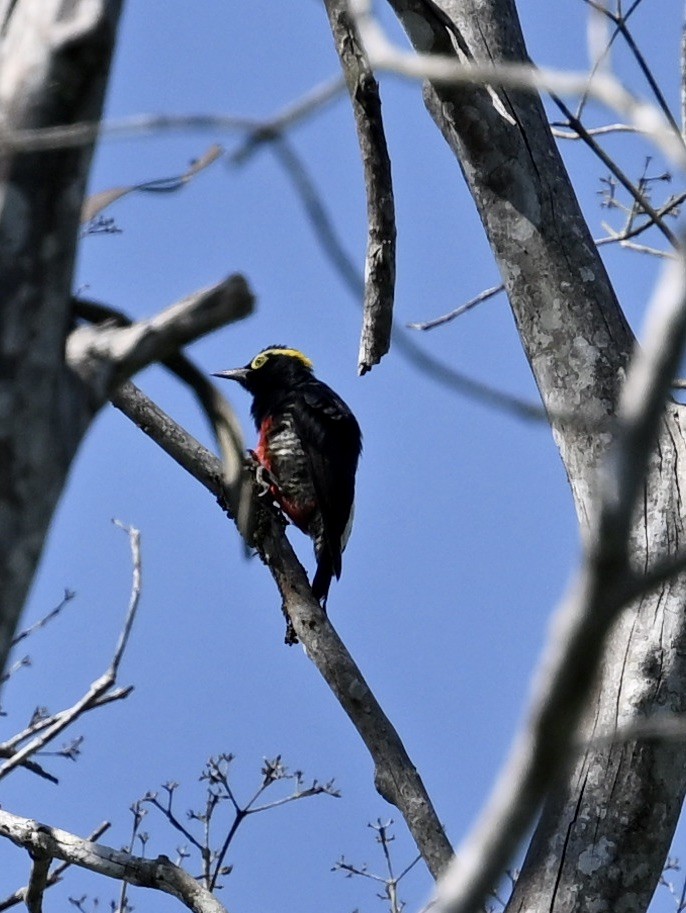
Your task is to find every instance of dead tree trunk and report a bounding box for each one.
[0,0,125,674]
[387,0,686,910]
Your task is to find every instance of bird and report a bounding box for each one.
[213,346,362,606]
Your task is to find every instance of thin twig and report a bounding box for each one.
[407,285,505,331]
[551,122,638,139]
[0,527,142,781]
[1,688,131,756]
[550,94,680,249]
[230,74,346,164]
[109,522,141,677]
[10,591,76,648]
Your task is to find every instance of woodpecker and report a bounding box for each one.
[213,346,362,606]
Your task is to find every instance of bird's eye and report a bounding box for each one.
[251,353,269,370]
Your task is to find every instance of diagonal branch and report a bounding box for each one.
[323,0,396,374]
[67,274,254,401]
[110,380,453,879]
[72,297,247,516]
[549,94,679,249]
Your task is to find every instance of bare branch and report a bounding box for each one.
[551,122,638,139]
[109,522,141,677]
[586,0,681,136]
[407,285,505,331]
[323,0,396,374]
[351,5,686,169]
[267,137,550,422]
[73,297,247,519]
[67,274,254,401]
[111,381,453,878]
[594,191,686,249]
[2,688,132,759]
[25,853,50,913]
[0,525,143,781]
[10,591,76,648]
[433,252,686,913]
[549,95,679,248]
[0,810,227,913]
[231,74,346,164]
[82,144,224,223]
[0,823,110,912]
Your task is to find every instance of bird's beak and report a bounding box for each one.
[212,368,249,382]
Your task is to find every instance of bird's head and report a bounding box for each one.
[213,345,314,394]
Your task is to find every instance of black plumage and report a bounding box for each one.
[214,346,362,605]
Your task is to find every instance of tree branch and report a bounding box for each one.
[67,274,254,399]
[0,524,142,781]
[72,296,248,516]
[0,823,110,912]
[0,810,227,913]
[110,380,453,879]
[354,1,686,169]
[323,0,397,374]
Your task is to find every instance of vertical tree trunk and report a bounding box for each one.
[0,1,124,674]
[388,0,686,909]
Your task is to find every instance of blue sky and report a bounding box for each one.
[2,2,683,912]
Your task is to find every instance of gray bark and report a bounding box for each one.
[0,0,124,676]
[387,0,686,910]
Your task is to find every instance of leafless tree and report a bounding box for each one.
[3,2,686,913]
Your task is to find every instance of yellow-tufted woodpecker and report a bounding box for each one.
[214,346,362,606]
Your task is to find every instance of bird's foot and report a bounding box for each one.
[245,452,276,498]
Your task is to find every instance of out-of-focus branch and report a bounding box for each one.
[351,3,686,170]
[552,122,638,139]
[231,75,346,164]
[0,810,227,913]
[584,0,682,137]
[111,380,453,879]
[268,136,550,422]
[72,297,247,517]
[323,0,396,374]
[82,144,224,223]
[433,252,686,913]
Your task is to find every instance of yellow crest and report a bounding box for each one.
[250,347,314,371]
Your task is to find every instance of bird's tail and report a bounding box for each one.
[311,557,334,610]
